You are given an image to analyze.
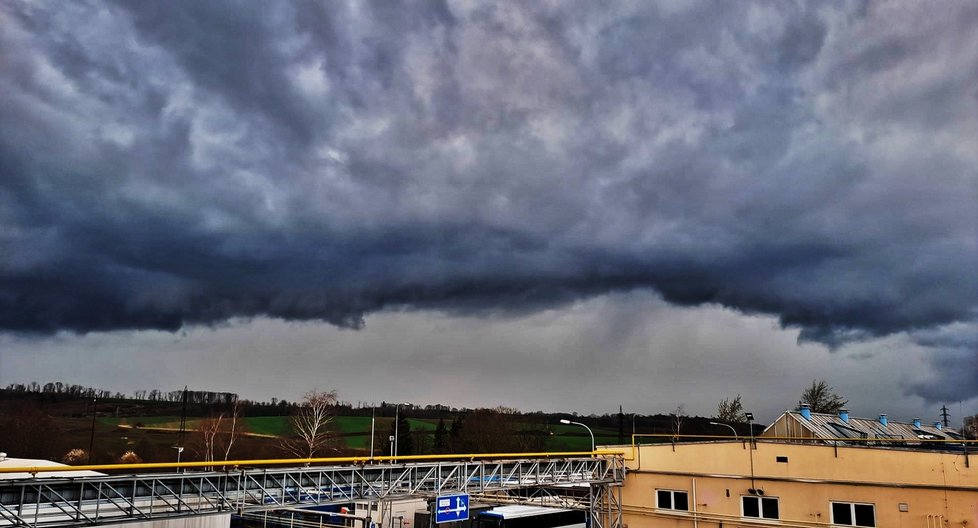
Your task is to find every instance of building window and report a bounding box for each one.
[656,489,689,511]
[831,502,875,527]
[743,496,779,519]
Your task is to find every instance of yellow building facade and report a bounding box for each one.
[618,441,977,528]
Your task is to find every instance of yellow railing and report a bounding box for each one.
[0,449,623,475]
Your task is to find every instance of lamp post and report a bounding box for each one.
[560,419,595,452]
[173,446,184,472]
[709,421,738,440]
[744,412,758,493]
[370,408,376,460]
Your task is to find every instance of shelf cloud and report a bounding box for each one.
[1,1,975,402]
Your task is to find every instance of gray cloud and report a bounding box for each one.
[907,324,978,402]
[1,1,976,402]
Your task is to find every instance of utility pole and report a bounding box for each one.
[88,398,97,464]
[941,405,950,428]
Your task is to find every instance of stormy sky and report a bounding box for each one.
[1,1,975,422]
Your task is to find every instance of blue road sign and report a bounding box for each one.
[434,493,469,524]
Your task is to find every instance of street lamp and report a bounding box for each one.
[560,419,595,452]
[709,421,738,440]
[744,413,755,447]
[173,446,184,472]
[744,412,758,493]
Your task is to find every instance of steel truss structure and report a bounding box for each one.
[0,457,623,527]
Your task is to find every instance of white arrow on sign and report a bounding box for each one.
[437,497,467,516]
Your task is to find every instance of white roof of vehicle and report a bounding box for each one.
[482,505,576,518]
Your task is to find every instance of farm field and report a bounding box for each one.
[98,415,620,452]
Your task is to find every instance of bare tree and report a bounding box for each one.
[454,408,516,453]
[799,379,848,414]
[197,415,224,465]
[671,405,686,438]
[221,398,243,461]
[194,398,244,466]
[715,395,746,423]
[281,390,338,459]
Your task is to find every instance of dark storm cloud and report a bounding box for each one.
[1,2,975,397]
[906,325,978,403]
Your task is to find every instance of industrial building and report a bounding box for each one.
[615,410,976,528]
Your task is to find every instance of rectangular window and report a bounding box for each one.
[743,496,779,519]
[831,502,875,527]
[656,489,689,511]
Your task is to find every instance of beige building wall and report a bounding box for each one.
[617,441,977,528]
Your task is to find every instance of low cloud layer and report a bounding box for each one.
[1,2,975,402]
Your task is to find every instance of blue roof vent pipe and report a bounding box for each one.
[934,422,942,430]
[839,409,850,423]
[879,414,888,427]
[800,404,812,420]
[913,418,921,428]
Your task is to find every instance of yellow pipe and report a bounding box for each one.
[0,450,622,475]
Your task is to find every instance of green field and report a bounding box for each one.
[98,415,620,451]
[244,416,290,436]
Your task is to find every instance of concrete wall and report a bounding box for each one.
[618,441,977,528]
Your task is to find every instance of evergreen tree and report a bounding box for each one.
[396,413,413,456]
[449,414,464,453]
[433,417,448,453]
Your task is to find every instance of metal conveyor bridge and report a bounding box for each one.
[0,455,624,528]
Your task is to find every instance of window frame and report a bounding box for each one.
[655,489,689,511]
[741,495,780,520]
[830,501,876,527]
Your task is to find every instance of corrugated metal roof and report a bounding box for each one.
[765,411,961,446]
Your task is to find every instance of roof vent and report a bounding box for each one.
[913,418,921,428]
[879,414,888,427]
[839,409,849,423]
[934,422,942,430]
[800,404,812,420]
[0,452,6,462]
